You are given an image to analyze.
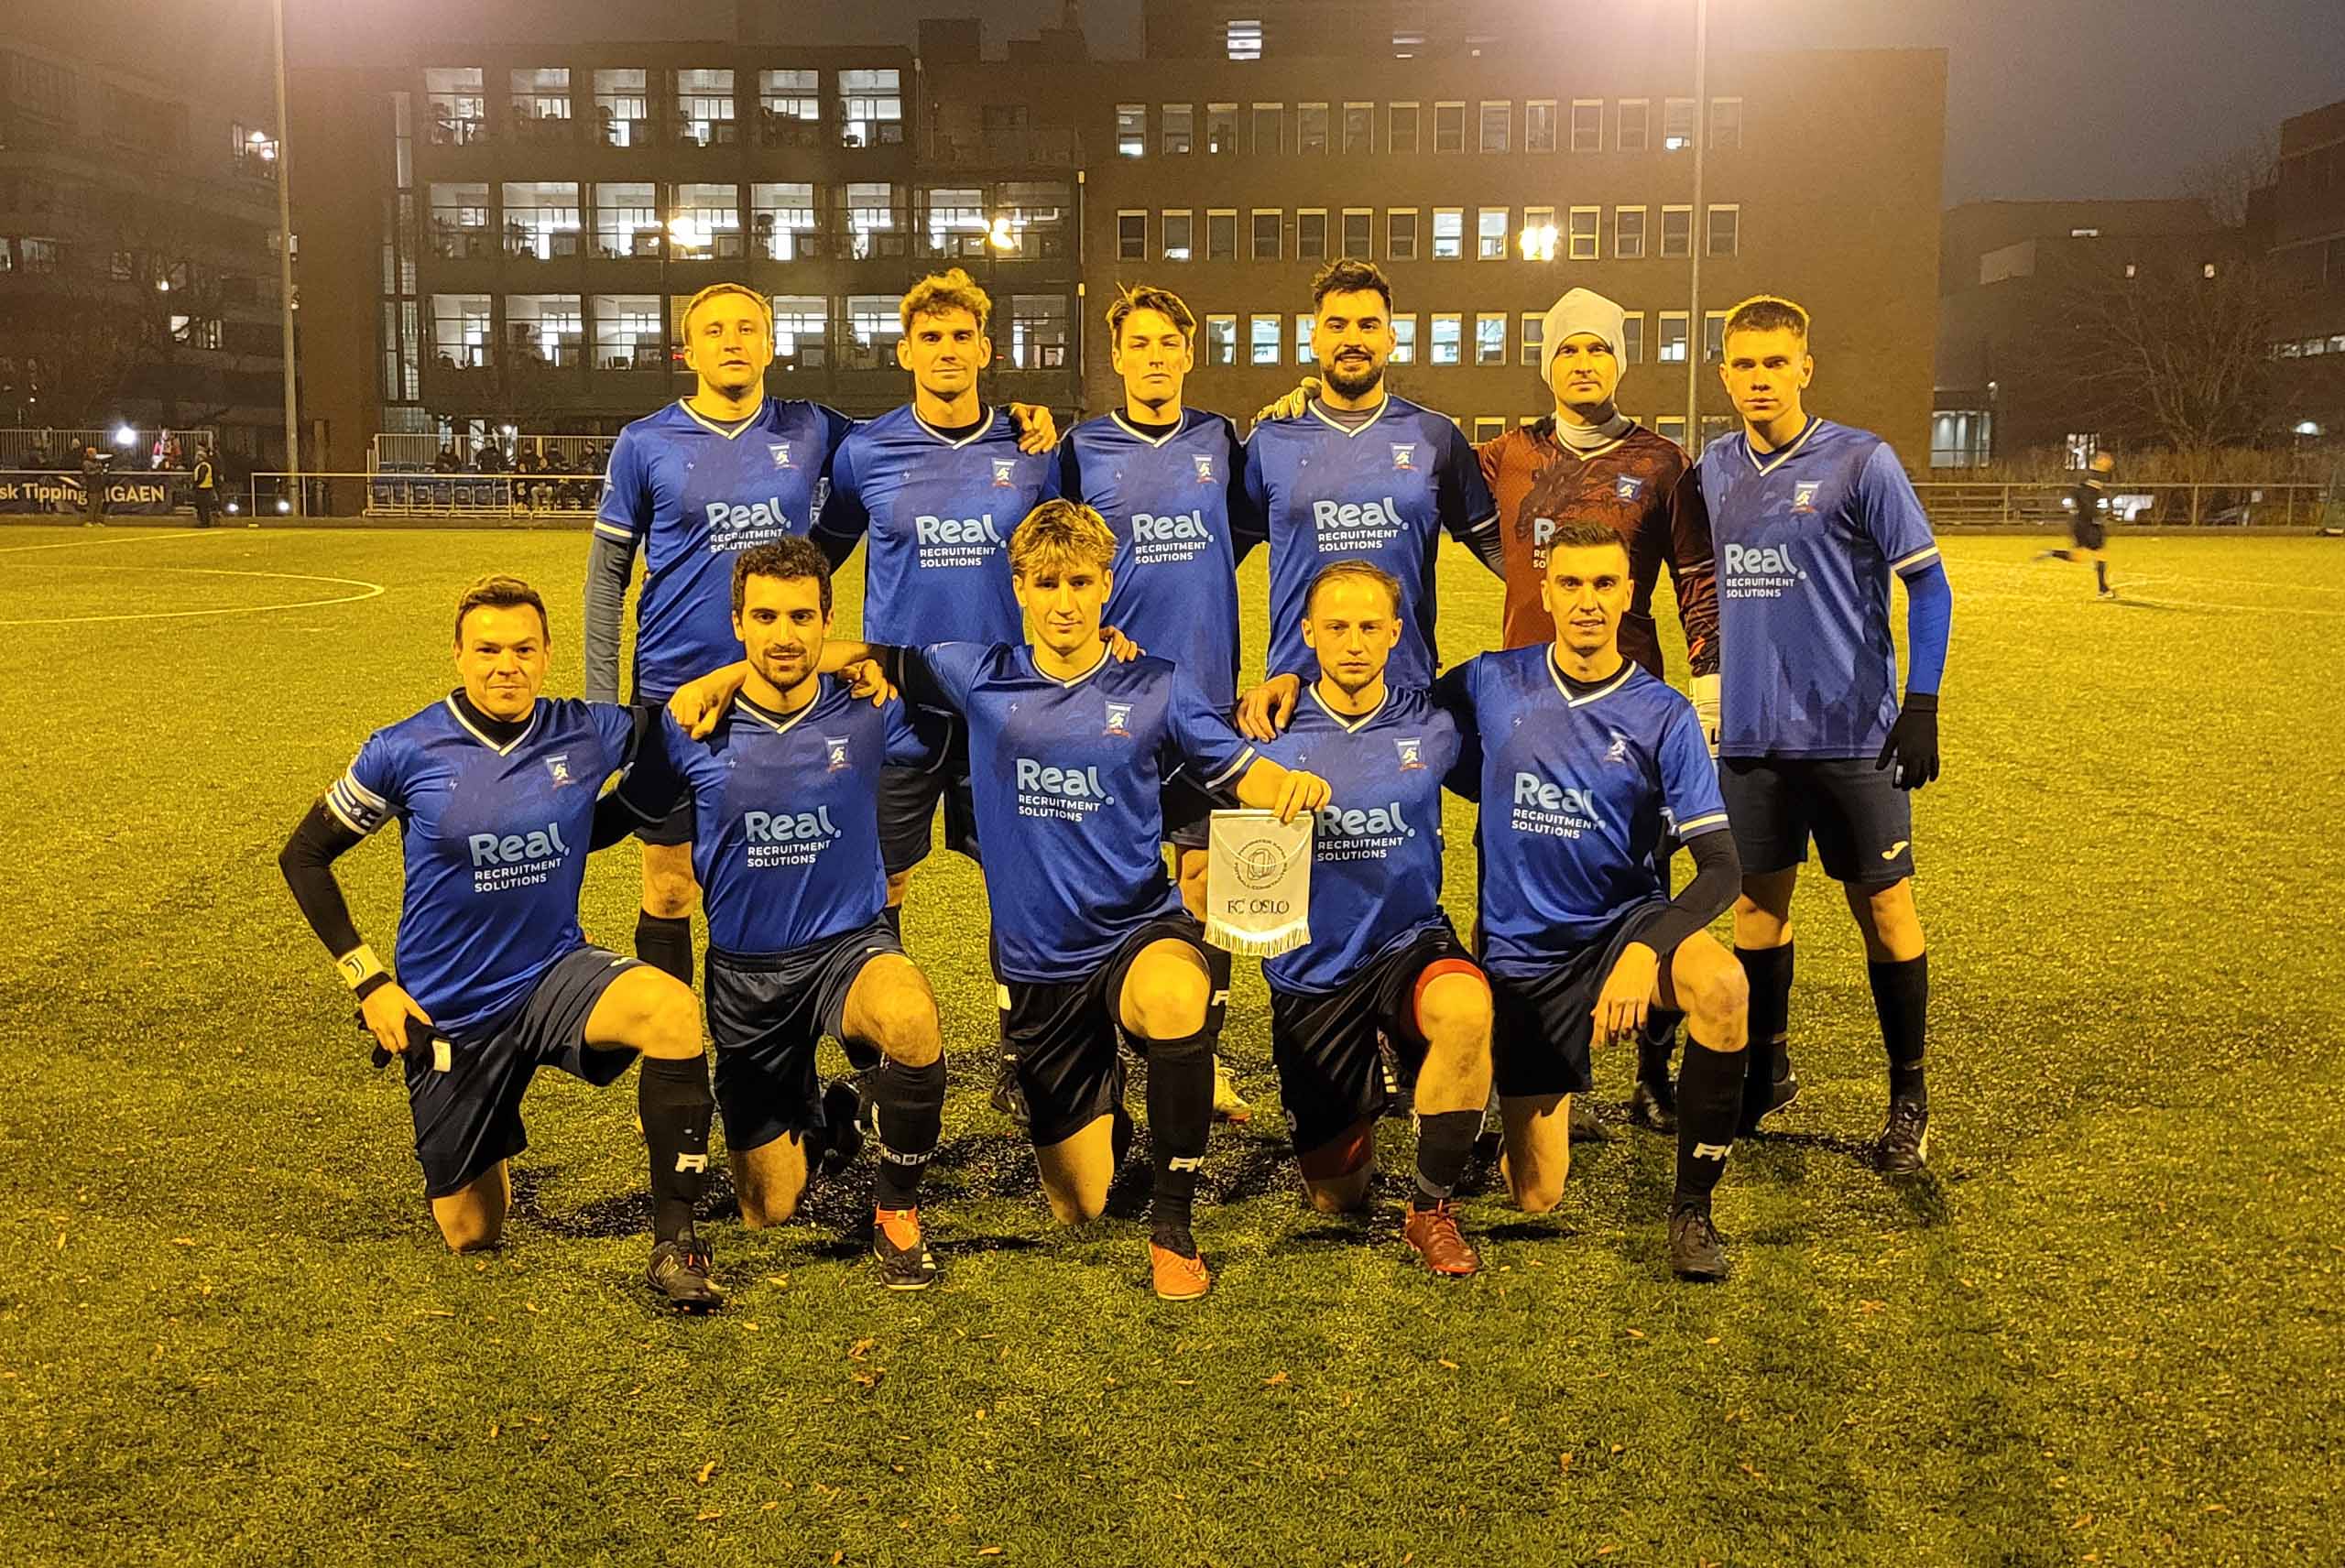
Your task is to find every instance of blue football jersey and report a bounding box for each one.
[1696,419,1941,759]
[1249,684,1458,996]
[326,696,639,1041]
[594,397,854,702]
[1243,394,1500,690]
[907,644,1259,982]
[815,406,1061,648]
[635,680,939,955]
[1060,409,1263,706]
[1436,648,1729,976]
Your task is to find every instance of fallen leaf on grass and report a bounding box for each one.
[978,1551,1004,1559]
[416,1309,455,1319]
[1609,1444,1624,1455]
[1625,1329,1646,1340]
[696,1511,722,1522]
[1597,1548,1615,1557]
[1704,1336,1720,1345]
[488,1423,500,1439]
[696,1460,719,1486]
[853,1371,884,1389]
[1558,1454,1574,1474]
[1263,1371,1289,1388]
[744,1322,760,1332]
[848,1337,877,1360]
[1437,1359,1458,1370]
[170,1237,196,1247]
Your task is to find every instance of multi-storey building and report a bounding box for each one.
[0,23,288,465]
[2256,97,2345,441]
[289,0,1945,474]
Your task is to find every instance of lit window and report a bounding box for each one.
[1432,208,1463,259]
[1659,311,1689,363]
[1162,209,1193,261]
[1663,97,1696,151]
[1477,207,1509,259]
[1162,103,1194,154]
[1117,103,1146,157]
[1250,313,1282,365]
[1476,313,1506,365]
[1226,19,1262,60]
[1570,99,1602,152]
[1431,313,1462,365]
[1525,101,1556,154]
[1391,315,1417,363]
[1205,313,1238,365]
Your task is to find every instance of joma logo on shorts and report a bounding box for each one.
[1512,774,1598,817]
[469,822,572,865]
[916,513,1005,546]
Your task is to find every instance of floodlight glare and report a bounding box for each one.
[113,426,136,447]
[277,498,292,514]
[987,216,1016,251]
[2295,420,2322,437]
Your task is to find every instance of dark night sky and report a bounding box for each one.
[798,0,2345,203]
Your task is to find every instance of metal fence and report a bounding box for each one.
[0,426,217,468]
[1913,482,2336,528]
[369,431,614,474]
[246,472,596,520]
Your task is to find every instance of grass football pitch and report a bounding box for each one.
[2,522,2340,1566]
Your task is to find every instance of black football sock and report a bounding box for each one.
[879,903,904,942]
[1143,1028,1213,1251]
[1674,1037,1743,1211]
[638,1052,714,1244]
[634,911,694,987]
[1868,954,1930,1110]
[870,1055,945,1211]
[1202,942,1233,1055]
[1737,942,1794,1084]
[2095,559,2110,592]
[1637,1007,1684,1085]
[1412,1108,1483,1203]
[2046,548,2072,561]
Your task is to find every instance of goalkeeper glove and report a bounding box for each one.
[1689,673,1721,757]
[1874,691,1939,791]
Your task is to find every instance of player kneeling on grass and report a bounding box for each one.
[605,539,954,1290]
[673,501,1330,1301]
[1249,522,1751,1278]
[278,575,722,1308]
[1241,560,1494,1277]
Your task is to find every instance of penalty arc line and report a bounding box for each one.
[0,565,387,626]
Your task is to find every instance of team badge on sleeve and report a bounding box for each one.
[1103,701,1134,738]
[1395,736,1425,771]
[1391,443,1417,472]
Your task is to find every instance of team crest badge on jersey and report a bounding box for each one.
[824,735,851,772]
[1395,736,1425,771]
[544,754,573,787]
[992,458,1018,487]
[1792,480,1823,514]
[1193,453,1216,484]
[1104,701,1134,737]
[1605,733,1630,764]
[769,441,794,470]
[1391,443,1417,472]
[1615,475,1646,503]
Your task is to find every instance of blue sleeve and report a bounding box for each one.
[1858,442,1940,578]
[325,729,401,836]
[881,697,946,771]
[1163,670,1260,790]
[1656,700,1730,842]
[586,699,640,768]
[1431,664,1483,800]
[1238,434,1271,567]
[812,430,869,554]
[1903,561,1952,699]
[1031,444,1063,504]
[906,641,987,714]
[594,428,649,547]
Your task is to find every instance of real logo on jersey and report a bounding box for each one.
[1395,736,1424,771]
[1615,474,1646,503]
[1316,800,1416,843]
[1193,452,1216,484]
[470,821,572,867]
[769,441,794,470]
[824,735,851,772]
[1391,443,1417,472]
[915,513,1006,547]
[1791,480,1823,514]
[1509,772,1602,839]
[991,457,1017,487]
[745,806,841,844]
[1103,701,1133,737]
[1014,757,1114,819]
[544,754,573,787]
[705,496,801,535]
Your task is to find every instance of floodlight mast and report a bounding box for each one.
[273,0,302,518]
[1685,0,1709,443]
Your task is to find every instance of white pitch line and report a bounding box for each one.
[0,528,216,554]
[0,565,386,626]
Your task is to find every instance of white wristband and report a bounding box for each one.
[336,943,387,992]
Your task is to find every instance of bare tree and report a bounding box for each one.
[2186,130,2281,230]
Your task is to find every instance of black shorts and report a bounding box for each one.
[1719,755,1915,887]
[2071,518,2107,551]
[402,945,643,1200]
[996,915,1207,1149]
[1487,902,1668,1100]
[627,680,695,847]
[1161,773,1216,852]
[1269,923,1477,1158]
[704,921,905,1153]
[878,723,978,876]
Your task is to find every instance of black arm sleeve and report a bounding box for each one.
[590,704,683,849]
[812,525,861,572]
[1630,828,1742,959]
[278,800,369,958]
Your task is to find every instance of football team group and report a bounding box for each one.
[278,256,1953,1307]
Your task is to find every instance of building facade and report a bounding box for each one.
[0,22,288,466]
[289,0,1945,475]
[2257,97,2345,441]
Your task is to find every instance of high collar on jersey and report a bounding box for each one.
[444,689,538,754]
[1740,415,1824,476]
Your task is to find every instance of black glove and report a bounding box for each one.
[1874,691,1939,791]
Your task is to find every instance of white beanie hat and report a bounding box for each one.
[1538,288,1628,382]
